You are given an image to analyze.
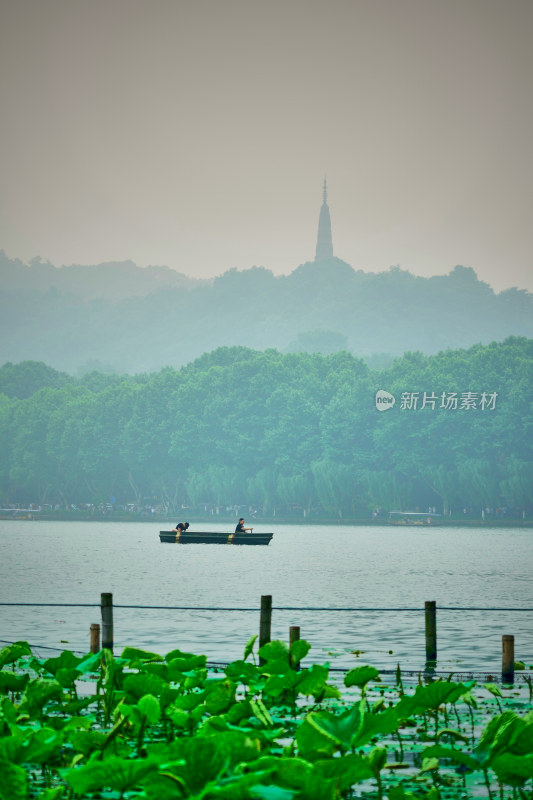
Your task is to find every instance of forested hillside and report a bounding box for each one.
[1,252,532,373]
[1,338,531,519]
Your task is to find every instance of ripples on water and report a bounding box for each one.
[0,520,531,674]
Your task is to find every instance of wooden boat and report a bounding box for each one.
[159,530,274,545]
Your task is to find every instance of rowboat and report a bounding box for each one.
[159,530,274,545]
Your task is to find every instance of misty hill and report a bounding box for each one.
[1,251,532,373]
[0,250,204,301]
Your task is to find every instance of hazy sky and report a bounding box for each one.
[1,0,532,292]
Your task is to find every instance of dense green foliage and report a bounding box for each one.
[1,338,532,517]
[1,251,532,373]
[1,638,532,798]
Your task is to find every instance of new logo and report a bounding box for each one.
[375,390,396,412]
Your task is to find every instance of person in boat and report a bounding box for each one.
[172,521,189,533]
[235,517,253,533]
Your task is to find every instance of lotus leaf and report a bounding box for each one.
[171,655,208,675]
[123,671,169,701]
[351,705,402,748]
[0,759,27,800]
[0,731,26,763]
[0,643,32,670]
[225,659,260,685]
[121,646,164,663]
[43,651,83,676]
[509,719,533,755]
[260,658,293,678]
[60,715,93,732]
[138,693,162,724]
[0,672,29,695]
[344,664,380,688]
[289,639,311,668]
[165,705,190,729]
[263,672,300,699]
[204,679,237,714]
[249,785,296,799]
[297,703,364,758]
[313,752,374,787]
[0,697,17,724]
[244,634,258,662]
[398,680,473,715]
[63,753,160,792]
[296,664,330,698]
[249,697,273,727]
[491,752,533,787]
[54,667,81,690]
[67,729,109,758]
[19,678,63,714]
[475,711,526,764]
[150,732,262,794]
[141,769,188,800]
[74,651,104,674]
[258,641,290,663]
[421,743,480,771]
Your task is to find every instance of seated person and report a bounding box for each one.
[235,517,253,533]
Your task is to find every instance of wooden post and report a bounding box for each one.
[259,595,272,665]
[90,623,100,653]
[101,593,114,652]
[290,625,301,670]
[502,635,515,683]
[425,601,437,663]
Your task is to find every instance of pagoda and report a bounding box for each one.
[315,178,334,261]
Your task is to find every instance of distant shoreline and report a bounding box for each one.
[1,512,531,528]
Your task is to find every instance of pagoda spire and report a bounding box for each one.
[315,177,333,261]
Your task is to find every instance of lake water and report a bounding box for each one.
[1,520,532,677]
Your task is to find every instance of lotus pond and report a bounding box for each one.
[1,635,533,800]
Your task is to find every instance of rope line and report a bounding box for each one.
[0,640,528,684]
[1,602,532,611]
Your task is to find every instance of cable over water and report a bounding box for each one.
[0,602,532,611]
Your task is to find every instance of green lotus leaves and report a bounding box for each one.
[1,636,533,798]
[394,679,474,718]
[123,671,177,711]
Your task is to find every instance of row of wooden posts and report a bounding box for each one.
[91,593,517,683]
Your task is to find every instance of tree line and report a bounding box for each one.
[0,337,532,519]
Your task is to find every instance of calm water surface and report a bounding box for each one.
[1,520,532,674]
